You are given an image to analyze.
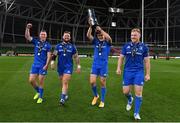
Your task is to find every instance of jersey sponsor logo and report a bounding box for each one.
[67,50,72,53]
[96,45,106,48]
[136,52,142,55]
[35,44,47,51]
[58,49,63,52]
[42,48,47,51]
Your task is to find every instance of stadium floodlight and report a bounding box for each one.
[108,7,124,13]
[111,22,116,27]
[109,7,123,27]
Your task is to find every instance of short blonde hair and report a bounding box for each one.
[131,28,141,34]
[64,31,71,35]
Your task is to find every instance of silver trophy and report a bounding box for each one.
[88,9,99,28]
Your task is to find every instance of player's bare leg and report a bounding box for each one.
[29,74,38,88]
[60,74,71,105]
[123,86,134,111]
[29,74,39,100]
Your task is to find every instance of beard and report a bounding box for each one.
[64,39,70,43]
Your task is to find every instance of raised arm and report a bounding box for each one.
[25,23,33,42]
[87,26,94,41]
[96,26,112,44]
[86,18,94,41]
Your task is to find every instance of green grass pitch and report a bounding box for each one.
[0,56,180,122]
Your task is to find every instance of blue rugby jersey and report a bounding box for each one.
[31,37,51,67]
[55,41,77,68]
[92,37,111,67]
[121,41,149,72]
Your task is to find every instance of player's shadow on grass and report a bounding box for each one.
[124,111,137,121]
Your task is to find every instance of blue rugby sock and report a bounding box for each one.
[91,84,98,97]
[60,93,66,100]
[134,96,142,114]
[101,87,106,102]
[39,87,44,98]
[34,86,39,93]
[125,93,132,103]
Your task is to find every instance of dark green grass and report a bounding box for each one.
[0,56,180,122]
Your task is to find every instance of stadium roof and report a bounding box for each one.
[13,0,179,17]
[0,0,180,47]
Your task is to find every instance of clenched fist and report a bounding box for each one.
[26,23,32,29]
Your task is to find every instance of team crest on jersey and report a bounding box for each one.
[127,46,130,49]
[139,46,143,50]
